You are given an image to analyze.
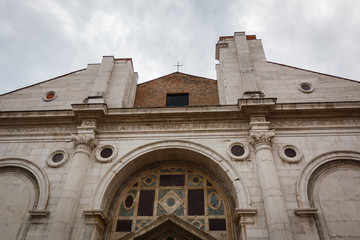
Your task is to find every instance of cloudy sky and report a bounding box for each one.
[1,0,359,94]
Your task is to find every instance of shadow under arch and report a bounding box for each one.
[0,158,50,210]
[89,140,251,215]
[296,150,360,208]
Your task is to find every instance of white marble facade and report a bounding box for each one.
[0,32,360,240]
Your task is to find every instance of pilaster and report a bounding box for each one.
[89,56,114,103]
[234,32,260,95]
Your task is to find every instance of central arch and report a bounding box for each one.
[88,140,252,238]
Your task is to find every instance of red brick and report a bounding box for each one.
[134,72,219,107]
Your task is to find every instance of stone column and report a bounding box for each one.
[48,121,97,240]
[250,118,294,240]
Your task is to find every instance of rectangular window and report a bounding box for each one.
[209,219,226,231]
[188,189,204,215]
[116,220,132,232]
[137,190,155,216]
[159,175,185,186]
[166,93,189,107]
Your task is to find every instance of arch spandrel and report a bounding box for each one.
[89,140,252,216]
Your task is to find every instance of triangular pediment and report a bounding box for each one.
[119,214,217,240]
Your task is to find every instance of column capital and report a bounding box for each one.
[250,129,275,150]
[71,133,97,154]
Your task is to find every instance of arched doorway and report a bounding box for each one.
[109,163,233,240]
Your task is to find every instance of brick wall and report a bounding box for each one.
[134,72,219,107]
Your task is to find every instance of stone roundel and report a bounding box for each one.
[47,149,69,167]
[227,142,249,161]
[299,82,314,93]
[42,91,57,102]
[278,144,303,163]
[95,145,118,163]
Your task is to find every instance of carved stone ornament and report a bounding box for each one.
[81,119,97,127]
[250,130,275,149]
[71,134,97,151]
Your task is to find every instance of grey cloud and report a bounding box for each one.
[0,0,359,95]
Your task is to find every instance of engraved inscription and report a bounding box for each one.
[0,126,76,135]
[270,119,360,128]
[97,121,247,132]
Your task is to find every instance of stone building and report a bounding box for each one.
[0,31,360,240]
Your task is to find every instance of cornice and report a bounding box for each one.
[0,101,359,125]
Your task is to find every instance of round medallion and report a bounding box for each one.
[47,149,69,167]
[100,148,113,158]
[43,91,57,101]
[285,148,297,158]
[278,144,303,163]
[231,145,245,156]
[208,192,221,210]
[95,145,117,163]
[124,194,134,209]
[167,198,176,207]
[227,142,249,161]
[299,82,314,93]
[52,153,64,163]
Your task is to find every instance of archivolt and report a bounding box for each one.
[89,140,251,214]
[296,151,360,208]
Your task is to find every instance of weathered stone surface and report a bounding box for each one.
[0,32,359,240]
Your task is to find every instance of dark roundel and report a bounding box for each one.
[231,145,245,157]
[125,195,134,209]
[284,148,297,158]
[300,84,312,91]
[52,153,64,163]
[100,148,113,158]
[167,198,176,207]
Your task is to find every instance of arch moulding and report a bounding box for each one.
[89,140,252,214]
[0,158,50,211]
[296,150,360,209]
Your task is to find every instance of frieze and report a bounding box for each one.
[0,126,76,135]
[97,121,247,132]
[270,119,360,128]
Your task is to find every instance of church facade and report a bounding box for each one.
[1,32,360,240]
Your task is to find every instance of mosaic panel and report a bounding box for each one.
[113,165,231,238]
